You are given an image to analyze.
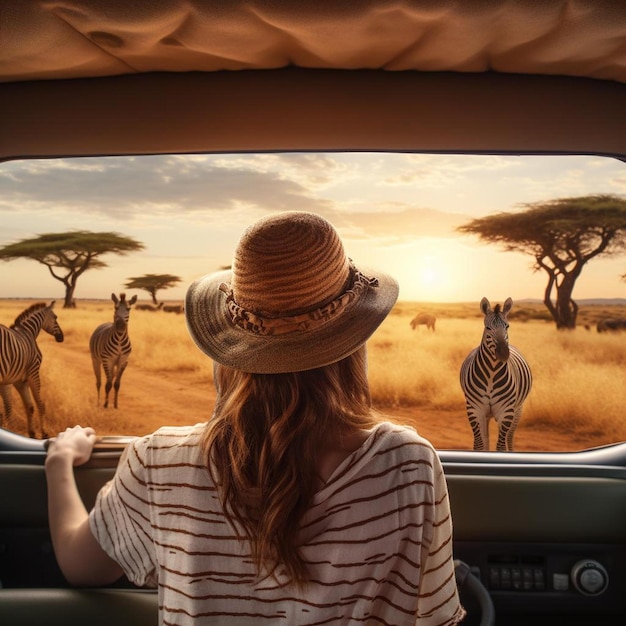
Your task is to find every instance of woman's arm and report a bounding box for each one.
[45,425,124,586]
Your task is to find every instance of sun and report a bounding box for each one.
[380,249,455,302]
[414,255,451,300]
[420,266,439,286]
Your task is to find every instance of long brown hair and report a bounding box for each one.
[202,346,379,586]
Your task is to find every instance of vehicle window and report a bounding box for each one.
[1,153,624,452]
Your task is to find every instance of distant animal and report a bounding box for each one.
[596,318,626,333]
[163,304,184,314]
[136,302,163,312]
[410,312,436,332]
[460,297,533,452]
[89,293,137,409]
[0,301,64,438]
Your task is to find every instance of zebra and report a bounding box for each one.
[89,292,137,409]
[460,297,532,452]
[410,312,436,331]
[0,301,64,438]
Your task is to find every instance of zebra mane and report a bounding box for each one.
[119,293,126,302]
[494,304,501,315]
[11,302,47,328]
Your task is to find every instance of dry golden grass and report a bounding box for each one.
[375,303,626,443]
[1,298,625,447]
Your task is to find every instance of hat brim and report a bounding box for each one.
[185,267,399,374]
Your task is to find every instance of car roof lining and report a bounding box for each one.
[2,0,626,85]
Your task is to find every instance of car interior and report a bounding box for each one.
[1,1,625,625]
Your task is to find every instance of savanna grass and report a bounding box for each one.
[1,298,625,447]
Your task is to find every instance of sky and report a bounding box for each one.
[0,152,625,303]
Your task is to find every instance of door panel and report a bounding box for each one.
[1,438,625,625]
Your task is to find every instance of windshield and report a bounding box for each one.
[1,153,624,452]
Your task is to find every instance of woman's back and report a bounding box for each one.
[90,421,463,625]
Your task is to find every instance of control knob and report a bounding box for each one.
[570,559,609,596]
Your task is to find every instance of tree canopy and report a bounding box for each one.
[457,194,626,329]
[0,231,145,307]
[124,274,183,305]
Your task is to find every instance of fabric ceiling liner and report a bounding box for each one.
[1,0,625,84]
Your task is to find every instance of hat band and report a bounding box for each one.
[218,265,379,336]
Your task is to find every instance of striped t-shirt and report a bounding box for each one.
[89,421,466,626]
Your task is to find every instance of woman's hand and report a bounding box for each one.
[46,426,97,467]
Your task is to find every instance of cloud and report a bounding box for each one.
[0,155,332,218]
[211,153,353,187]
[2,152,624,248]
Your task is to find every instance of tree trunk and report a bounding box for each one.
[63,283,77,308]
[554,278,578,329]
[542,270,558,324]
[540,261,580,330]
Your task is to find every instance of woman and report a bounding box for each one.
[46,211,465,625]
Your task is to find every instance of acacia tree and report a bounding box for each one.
[124,274,182,305]
[457,194,626,329]
[0,231,145,308]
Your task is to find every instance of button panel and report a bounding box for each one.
[483,554,611,595]
[488,563,546,591]
[453,541,624,616]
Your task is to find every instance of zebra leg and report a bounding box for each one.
[466,403,490,451]
[103,377,112,408]
[495,409,516,452]
[91,355,102,406]
[24,375,47,439]
[504,407,524,452]
[112,363,129,409]
[0,385,12,429]
[14,379,39,438]
[101,362,115,408]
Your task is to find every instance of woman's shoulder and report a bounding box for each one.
[132,423,206,461]
[151,422,206,440]
[369,420,438,459]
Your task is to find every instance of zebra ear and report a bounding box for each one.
[502,297,513,316]
[129,295,138,305]
[111,293,119,305]
[480,297,491,315]
[49,301,55,309]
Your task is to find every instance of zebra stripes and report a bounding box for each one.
[89,293,137,409]
[460,297,532,452]
[0,301,64,438]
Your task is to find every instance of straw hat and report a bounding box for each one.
[185,211,399,373]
